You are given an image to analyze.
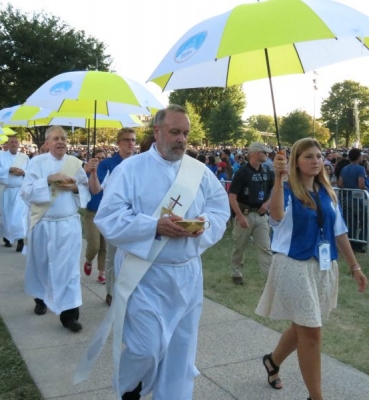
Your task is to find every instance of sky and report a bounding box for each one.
[4,0,369,120]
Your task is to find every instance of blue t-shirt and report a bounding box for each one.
[97,152,124,184]
[217,172,227,181]
[86,152,125,212]
[340,164,365,189]
[270,184,347,261]
[206,164,217,175]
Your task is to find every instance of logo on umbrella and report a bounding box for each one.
[1,112,11,119]
[174,31,207,63]
[49,81,73,96]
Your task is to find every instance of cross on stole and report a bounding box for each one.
[170,195,182,211]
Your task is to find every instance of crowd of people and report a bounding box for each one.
[0,106,368,400]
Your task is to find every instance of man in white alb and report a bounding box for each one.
[0,135,29,252]
[20,126,90,332]
[94,105,230,399]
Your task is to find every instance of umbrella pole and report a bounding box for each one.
[93,100,97,150]
[264,49,281,149]
[87,120,90,161]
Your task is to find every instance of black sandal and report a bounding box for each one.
[262,353,283,390]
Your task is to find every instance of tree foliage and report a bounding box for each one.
[169,85,246,130]
[0,4,112,109]
[207,99,245,145]
[279,110,310,144]
[0,4,112,147]
[246,114,275,133]
[320,80,369,147]
[185,102,206,146]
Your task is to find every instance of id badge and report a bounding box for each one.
[318,241,331,271]
[258,190,264,201]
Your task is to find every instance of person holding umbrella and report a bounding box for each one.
[255,138,367,400]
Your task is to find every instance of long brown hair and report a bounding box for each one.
[289,138,337,208]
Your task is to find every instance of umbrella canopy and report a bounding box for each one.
[24,70,164,147]
[0,127,15,135]
[30,111,144,129]
[0,134,9,144]
[148,0,369,146]
[0,105,44,127]
[25,71,164,116]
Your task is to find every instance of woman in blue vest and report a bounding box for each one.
[256,138,367,400]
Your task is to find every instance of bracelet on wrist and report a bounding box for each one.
[350,264,361,276]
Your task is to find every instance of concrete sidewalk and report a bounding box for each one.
[1,241,369,400]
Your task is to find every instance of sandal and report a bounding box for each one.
[262,353,283,390]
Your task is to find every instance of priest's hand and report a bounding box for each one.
[157,215,193,238]
[47,173,76,186]
[9,167,25,176]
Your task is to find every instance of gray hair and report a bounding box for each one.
[45,125,67,140]
[154,104,187,126]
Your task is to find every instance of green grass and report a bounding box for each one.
[0,317,43,400]
[202,226,369,374]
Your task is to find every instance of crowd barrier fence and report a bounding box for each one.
[334,188,369,252]
[221,181,369,252]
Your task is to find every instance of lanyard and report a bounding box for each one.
[313,185,324,240]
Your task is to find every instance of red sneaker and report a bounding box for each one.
[97,274,106,284]
[84,262,92,276]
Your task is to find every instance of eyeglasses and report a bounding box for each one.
[260,151,267,155]
[95,157,106,160]
[120,138,136,143]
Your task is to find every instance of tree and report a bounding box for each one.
[246,114,275,133]
[320,80,369,147]
[185,102,205,146]
[0,4,112,147]
[280,110,313,145]
[207,100,244,145]
[279,109,331,146]
[169,85,246,130]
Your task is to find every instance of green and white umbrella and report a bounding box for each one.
[148,0,369,146]
[29,110,143,129]
[25,71,163,117]
[24,71,163,146]
[0,127,15,135]
[0,134,9,144]
[0,105,43,127]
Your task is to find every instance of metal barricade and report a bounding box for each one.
[334,188,369,252]
[220,180,232,192]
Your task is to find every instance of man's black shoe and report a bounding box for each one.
[232,276,244,285]
[34,299,47,316]
[16,239,24,252]
[62,319,82,332]
[122,382,142,400]
[4,238,12,248]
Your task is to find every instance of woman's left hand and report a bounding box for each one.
[353,270,367,292]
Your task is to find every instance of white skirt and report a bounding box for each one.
[255,253,339,327]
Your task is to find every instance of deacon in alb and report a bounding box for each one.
[0,136,29,251]
[20,126,90,332]
[94,105,230,400]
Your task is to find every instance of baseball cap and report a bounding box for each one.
[248,142,272,153]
